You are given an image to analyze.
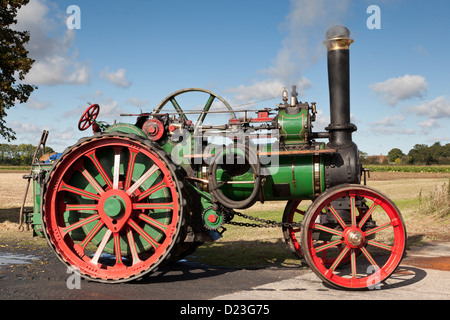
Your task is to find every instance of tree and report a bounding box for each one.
[408,144,433,165]
[387,148,404,163]
[0,0,36,141]
[0,143,54,165]
[359,150,368,164]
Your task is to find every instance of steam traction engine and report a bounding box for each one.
[28,26,406,290]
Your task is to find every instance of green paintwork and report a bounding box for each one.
[216,154,324,201]
[31,163,53,237]
[208,142,325,202]
[105,123,147,138]
[278,109,309,145]
[31,105,326,243]
[104,196,125,218]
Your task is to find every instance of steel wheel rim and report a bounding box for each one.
[43,135,181,282]
[301,185,406,289]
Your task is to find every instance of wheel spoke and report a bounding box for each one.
[358,201,378,229]
[86,150,113,189]
[80,166,105,195]
[327,204,347,229]
[365,221,392,236]
[138,213,168,233]
[328,245,350,272]
[315,239,344,253]
[61,214,101,236]
[133,202,174,211]
[169,97,187,120]
[350,249,357,278]
[313,223,343,237]
[125,148,139,189]
[60,181,101,201]
[126,164,159,196]
[126,227,142,265]
[366,239,393,251]
[350,193,357,227]
[90,229,112,266]
[195,94,216,130]
[137,180,167,201]
[128,219,160,250]
[79,220,104,249]
[65,204,98,211]
[360,246,380,270]
[113,232,124,266]
[113,147,122,190]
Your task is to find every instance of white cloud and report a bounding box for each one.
[14,0,91,86]
[25,97,52,110]
[11,121,75,149]
[419,118,440,134]
[369,114,416,136]
[64,93,125,122]
[426,136,450,144]
[100,67,132,88]
[419,119,439,128]
[226,77,311,105]
[411,96,450,119]
[127,97,149,108]
[370,74,427,106]
[97,98,125,118]
[264,0,350,82]
[225,0,349,106]
[371,115,405,127]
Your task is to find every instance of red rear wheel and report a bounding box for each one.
[43,133,185,283]
[301,184,406,290]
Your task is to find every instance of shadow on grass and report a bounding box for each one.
[0,207,24,224]
[186,238,305,269]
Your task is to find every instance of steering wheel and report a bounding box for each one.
[78,104,100,131]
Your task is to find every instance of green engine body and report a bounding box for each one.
[27,87,360,243]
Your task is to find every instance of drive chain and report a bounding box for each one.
[227,210,302,229]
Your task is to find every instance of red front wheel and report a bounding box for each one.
[301,184,407,290]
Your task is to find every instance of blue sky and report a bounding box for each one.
[4,0,449,155]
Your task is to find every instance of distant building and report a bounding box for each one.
[366,154,389,164]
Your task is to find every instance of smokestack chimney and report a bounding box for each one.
[324,26,357,148]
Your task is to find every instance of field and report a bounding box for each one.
[366,165,450,173]
[0,169,449,268]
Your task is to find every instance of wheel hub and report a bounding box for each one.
[103,196,126,218]
[98,189,133,232]
[348,230,363,246]
[344,228,365,248]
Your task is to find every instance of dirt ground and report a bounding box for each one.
[0,170,449,300]
[368,171,450,181]
[1,170,449,236]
